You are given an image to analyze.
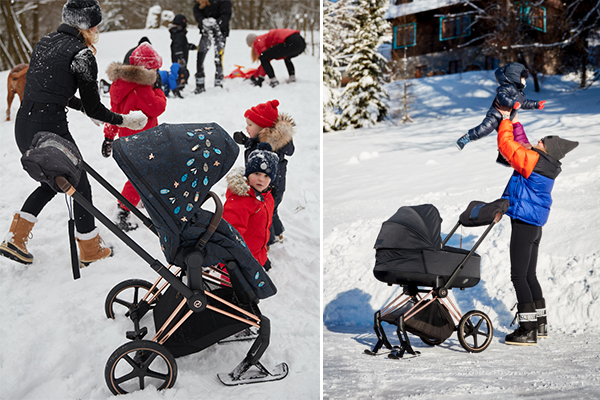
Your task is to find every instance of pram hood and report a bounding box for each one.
[113,122,277,300]
[374,204,442,251]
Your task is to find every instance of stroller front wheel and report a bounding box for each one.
[105,279,160,319]
[105,340,177,395]
[457,310,494,353]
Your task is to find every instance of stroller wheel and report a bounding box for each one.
[457,310,494,353]
[105,340,177,395]
[105,279,160,319]
[420,337,445,346]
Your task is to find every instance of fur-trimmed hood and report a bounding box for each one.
[226,167,252,197]
[257,113,295,151]
[106,62,157,86]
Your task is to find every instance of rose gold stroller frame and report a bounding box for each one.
[55,166,288,394]
[366,208,504,359]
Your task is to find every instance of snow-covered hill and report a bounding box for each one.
[323,72,600,399]
[0,27,320,400]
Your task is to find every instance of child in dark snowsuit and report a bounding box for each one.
[169,14,196,97]
[223,143,279,271]
[456,63,546,151]
[233,99,295,246]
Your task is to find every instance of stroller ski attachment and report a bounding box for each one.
[366,199,509,359]
[45,123,288,394]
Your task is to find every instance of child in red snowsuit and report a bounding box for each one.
[102,42,167,231]
[223,143,279,270]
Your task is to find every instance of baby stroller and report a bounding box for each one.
[364,199,509,359]
[21,123,288,395]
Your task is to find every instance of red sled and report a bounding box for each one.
[225,65,258,80]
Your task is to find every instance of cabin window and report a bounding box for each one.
[522,5,546,32]
[439,14,471,41]
[393,23,416,49]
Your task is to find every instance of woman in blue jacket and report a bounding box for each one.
[497,108,578,346]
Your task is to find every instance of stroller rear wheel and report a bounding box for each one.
[105,279,160,319]
[457,310,493,353]
[105,340,177,395]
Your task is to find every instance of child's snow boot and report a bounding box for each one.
[456,134,470,150]
[215,74,223,88]
[535,298,548,339]
[76,227,112,267]
[505,302,537,345]
[0,211,37,264]
[286,75,296,83]
[116,206,138,232]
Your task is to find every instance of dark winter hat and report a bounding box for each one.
[504,62,527,85]
[173,14,187,28]
[246,33,257,47]
[245,142,279,182]
[62,0,102,30]
[138,36,151,45]
[244,100,279,128]
[130,42,163,69]
[542,136,579,161]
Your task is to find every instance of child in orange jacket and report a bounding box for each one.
[102,42,167,231]
[223,143,279,270]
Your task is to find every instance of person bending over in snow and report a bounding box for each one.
[496,105,578,346]
[0,0,148,266]
[223,143,279,271]
[233,99,295,247]
[456,63,546,158]
[102,42,167,232]
[246,29,306,88]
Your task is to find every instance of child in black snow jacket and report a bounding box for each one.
[169,14,196,97]
[233,99,295,246]
[456,63,546,151]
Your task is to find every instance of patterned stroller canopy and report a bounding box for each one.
[113,122,277,300]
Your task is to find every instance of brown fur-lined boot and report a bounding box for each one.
[0,212,37,264]
[76,227,112,267]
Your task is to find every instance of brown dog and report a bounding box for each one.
[6,63,28,121]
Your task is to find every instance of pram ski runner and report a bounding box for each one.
[46,123,288,393]
[365,199,509,359]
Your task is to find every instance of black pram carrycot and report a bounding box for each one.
[30,124,288,394]
[366,199,509,359]
[373,204,480,289]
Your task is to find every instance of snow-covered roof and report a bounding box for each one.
[384,0,465,19]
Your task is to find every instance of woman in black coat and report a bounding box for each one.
[0,0,147,266]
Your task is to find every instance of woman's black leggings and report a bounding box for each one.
[15,102,95,234]
[259,33,306,79]
[510,218,544,304]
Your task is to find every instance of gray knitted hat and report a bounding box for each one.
[62,0,102,30]
[542,136,579,161]
[246,33,257,47]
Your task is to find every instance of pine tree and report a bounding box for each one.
[335,0,389,130]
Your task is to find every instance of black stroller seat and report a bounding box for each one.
[366,199,509,359]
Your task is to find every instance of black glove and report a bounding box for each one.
[101,138,113,158]
[188,43,197,51]
[154,71,162,89]
[233,131,249,145]
[250,76,264,87]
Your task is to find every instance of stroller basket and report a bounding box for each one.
[366,199,509,359]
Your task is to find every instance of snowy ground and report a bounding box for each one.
[323,72,600,399]
[0,28,320,399]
